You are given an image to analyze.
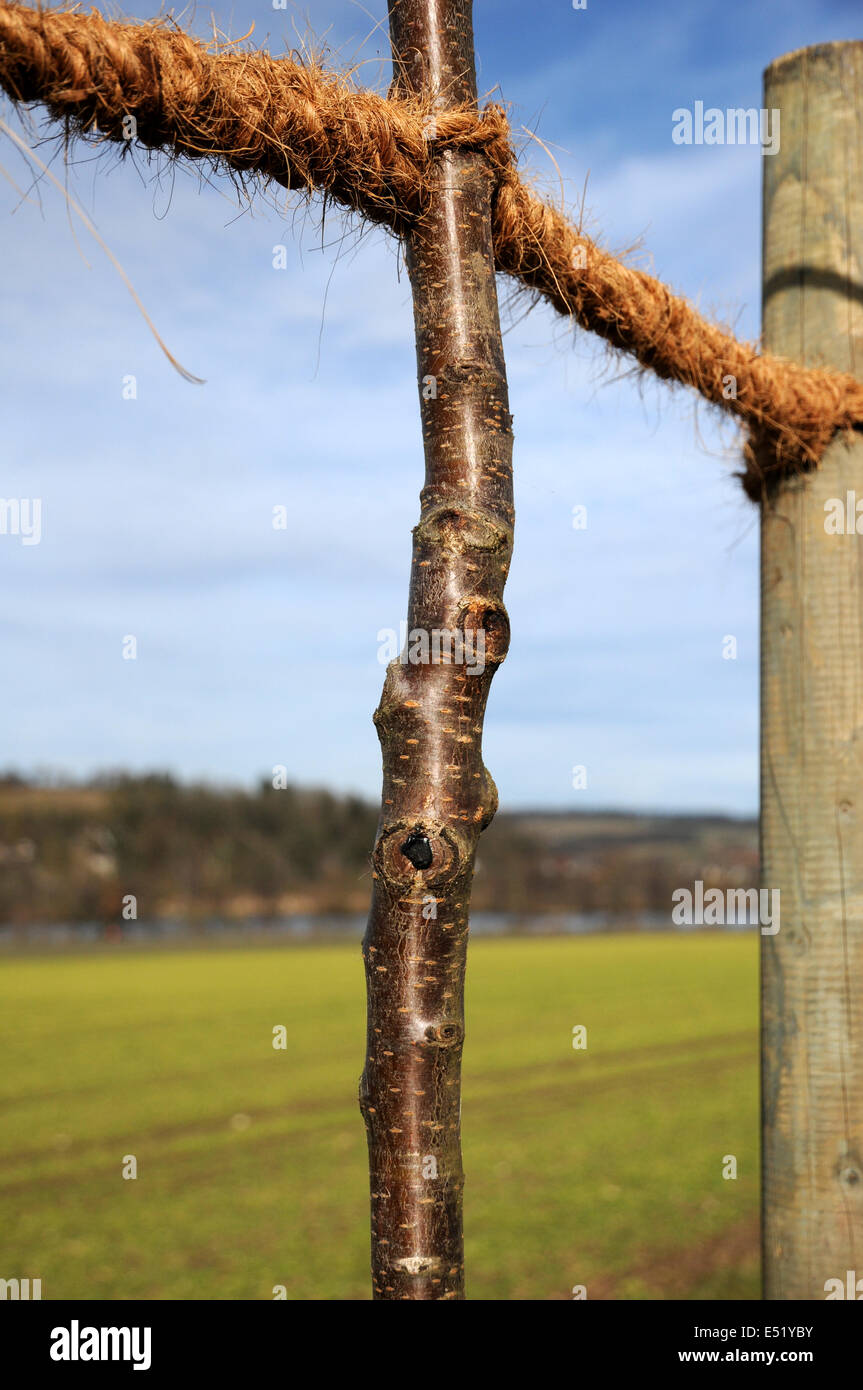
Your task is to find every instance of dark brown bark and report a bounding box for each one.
[358,0,514,1302]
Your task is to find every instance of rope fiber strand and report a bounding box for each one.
[1,0,861,499]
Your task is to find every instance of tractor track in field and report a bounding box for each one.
[0,1027,755,1115]
[0,1034,756,1198]
[0,1049,332,1114]
[580,1215,761,1300]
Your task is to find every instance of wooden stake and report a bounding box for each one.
[357,0,513,1300]
[761,40,863,1300]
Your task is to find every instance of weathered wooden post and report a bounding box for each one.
[357,0,513,1300]
[761,40,863,1300]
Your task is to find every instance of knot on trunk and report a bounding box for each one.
[423,1020,464,1048]
[374,821,464,887]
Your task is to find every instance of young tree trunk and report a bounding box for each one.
[358,0,514,1301]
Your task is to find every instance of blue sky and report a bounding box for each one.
[1,0,859,812]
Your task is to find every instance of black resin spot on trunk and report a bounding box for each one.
[400,831,433,870]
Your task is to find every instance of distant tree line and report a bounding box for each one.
[0,773,757,928]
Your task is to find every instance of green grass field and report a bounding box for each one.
[0,933,759,1300]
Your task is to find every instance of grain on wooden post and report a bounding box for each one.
[761,40,863,1300]
[356,0,514,1301]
